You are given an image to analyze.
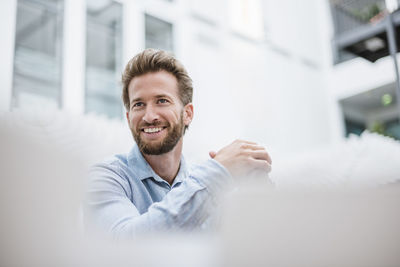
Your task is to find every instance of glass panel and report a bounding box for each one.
[85,0,123,119]
[12,0,64,109]
[385,119,400,139]
[341,84,400,140]
[145,14,174,53]
[344,119,365,137]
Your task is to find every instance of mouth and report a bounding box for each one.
[141,126,167,134]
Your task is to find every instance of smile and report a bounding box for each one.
[142,127,166,133]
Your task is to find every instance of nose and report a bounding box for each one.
[142,104,160,123]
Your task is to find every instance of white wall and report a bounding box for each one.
[2,0,340,163]
[183,0,333,162]
[329,57,397,100]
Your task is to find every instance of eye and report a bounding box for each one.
[157,98,169,104]
[132,102,144,109]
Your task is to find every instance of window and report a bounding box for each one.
[85,0,123,119]
[341,84,400,140]
[344,119,365,137]
[229,0,264,40]
[12,0,64,109]
[145,14,174,53]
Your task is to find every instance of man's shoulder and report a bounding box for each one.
[109,152,130,165]
[90,152,131,178]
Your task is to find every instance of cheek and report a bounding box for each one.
[128,113,141,128]
[159,108,179,121]
[169,110,182,123]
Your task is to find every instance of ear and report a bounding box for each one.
[126,111,130,123]
[183,103,194,126]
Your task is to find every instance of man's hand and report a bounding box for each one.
[209,139,272,179]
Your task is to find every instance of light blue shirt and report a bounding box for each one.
[84,144,232,238]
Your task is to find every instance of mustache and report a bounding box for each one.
[139,121,169,128]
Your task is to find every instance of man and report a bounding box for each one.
[84,49,272,238]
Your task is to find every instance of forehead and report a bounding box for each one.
[128,70,179,100]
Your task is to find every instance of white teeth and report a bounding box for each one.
[144,127,162,133]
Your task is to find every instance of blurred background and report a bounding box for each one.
[1,0,400,161]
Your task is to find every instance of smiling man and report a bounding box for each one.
[84,49,272,238]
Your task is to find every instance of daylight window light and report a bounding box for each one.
[386,0,399,13]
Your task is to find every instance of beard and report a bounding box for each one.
[130,112,185,155]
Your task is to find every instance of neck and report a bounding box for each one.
[143,139,183,185]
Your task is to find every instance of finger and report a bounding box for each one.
[209,151,216,158]
[247,150,272,164]
[241,144,266,151]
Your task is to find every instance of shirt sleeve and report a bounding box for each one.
[83,159,233,239]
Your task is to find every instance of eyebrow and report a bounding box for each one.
[130,94,173,105]
[154,94,172,99]
[130,97,142,106]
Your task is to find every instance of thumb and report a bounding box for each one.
[209,151,217,158]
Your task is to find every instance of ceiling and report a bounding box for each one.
[340,82,398,112]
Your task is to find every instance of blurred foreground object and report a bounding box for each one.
[0,110,85,266]
[272,131,400,188]
[0,109,217,267]
[220,185,400,267]
[1,109,399,267]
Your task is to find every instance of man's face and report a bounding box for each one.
[126,71,193,155]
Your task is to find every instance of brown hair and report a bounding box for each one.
[122,49,193,111]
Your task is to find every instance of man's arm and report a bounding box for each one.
[84,158,231,239]
[84,140,271,238]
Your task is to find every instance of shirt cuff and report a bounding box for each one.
[189,159,234,196]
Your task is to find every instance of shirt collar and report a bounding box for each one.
[127,144,189,186]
